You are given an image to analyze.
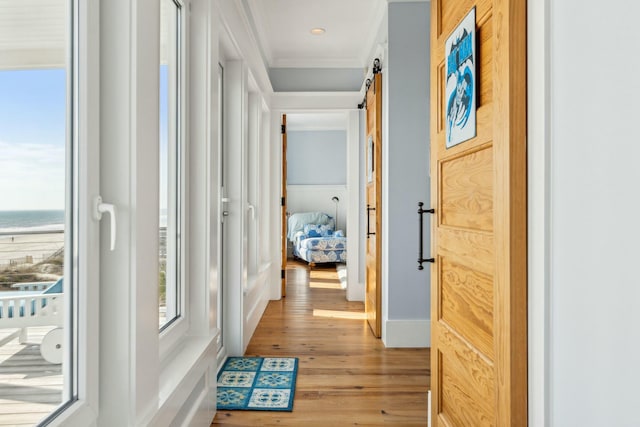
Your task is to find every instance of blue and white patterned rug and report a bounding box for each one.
[216,357,298,412]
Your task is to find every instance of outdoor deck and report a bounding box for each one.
[0,327,62,426]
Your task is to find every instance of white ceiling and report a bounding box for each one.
[0,0,67,70]
[245,0,387,68]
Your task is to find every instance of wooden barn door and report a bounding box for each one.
[365,73,382,337]
[430,0,527,425]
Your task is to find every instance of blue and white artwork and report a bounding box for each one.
[445,7,476,148]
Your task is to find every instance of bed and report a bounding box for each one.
[288,212,347,266]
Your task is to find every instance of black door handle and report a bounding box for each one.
[366,204,376,239]
[418,202,435,270]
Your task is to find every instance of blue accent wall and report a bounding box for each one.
[286,130,347,185]
[387,2,430,321]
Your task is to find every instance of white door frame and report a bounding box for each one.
[270,92,364,301]
[528,0,551,424]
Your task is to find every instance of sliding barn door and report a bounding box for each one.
[365,73,382,337]
[430,0,527,425]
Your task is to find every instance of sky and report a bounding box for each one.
[0,69,66,211]
[0,67,170,212]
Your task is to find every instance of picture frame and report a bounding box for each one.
[445,7,477,148]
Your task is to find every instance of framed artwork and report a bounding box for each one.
[445,7,476,148]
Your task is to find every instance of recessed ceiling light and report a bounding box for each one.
[310,27,326,35]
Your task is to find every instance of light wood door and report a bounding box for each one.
[365,74,382,337]
[281,114,287,297]
[430,0,527,425]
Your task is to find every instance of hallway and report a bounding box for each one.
[212,262,430,426]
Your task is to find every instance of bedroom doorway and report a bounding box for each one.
[280,111,359,303]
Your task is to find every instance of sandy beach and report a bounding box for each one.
[0,232,64,266]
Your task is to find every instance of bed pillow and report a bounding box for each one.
[303,223,334,238]
[334,230,344,237]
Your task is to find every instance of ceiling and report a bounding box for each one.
[242,0,389,92]
[0,0,67,70]
[243,0,387,69]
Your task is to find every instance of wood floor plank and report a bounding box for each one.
[212,261,430,426]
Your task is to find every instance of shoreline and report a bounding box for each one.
[0,232,65,266]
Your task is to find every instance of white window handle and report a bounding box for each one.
[94,196,117,251]
[247,204,255,219]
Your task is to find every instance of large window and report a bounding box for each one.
[0,1,79,424]
[159,0,183,329]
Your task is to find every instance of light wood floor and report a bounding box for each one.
[212,261,430,426]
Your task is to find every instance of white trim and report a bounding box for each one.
[149,336,217,427]
[269,112,283,300]
[528,0,551,425]
[380,45,390,346]
[382,319,430,348]
[427,390,431,427]
[159,0,189,356]
[271,92,362,110]
[242,0,274,67]
[271,57,367,69]
[221,59,247,356]
[270,99,361,304]
[242,269,270,351]
[217,0,273,95]
[346,110,364,301]
[48,0,101,424]
[359,2,390,67]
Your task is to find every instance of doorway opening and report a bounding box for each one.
[281,112,356,305]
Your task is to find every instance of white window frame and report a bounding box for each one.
[159,0,189,353]
[48,0,100,424]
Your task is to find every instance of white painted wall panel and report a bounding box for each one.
[549,0,640,424]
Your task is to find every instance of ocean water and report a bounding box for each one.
[0,209,168,232]
[0,210,65,233]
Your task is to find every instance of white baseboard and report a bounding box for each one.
[382,319,430,348]
[346,281,365,302]
[428,390,431,427]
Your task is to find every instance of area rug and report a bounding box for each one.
[216,357,298,411]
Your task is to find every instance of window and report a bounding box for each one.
[0,1,85,424]
[159,0,183,329]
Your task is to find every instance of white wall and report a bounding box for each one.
[543,0,640,425]
[287,185,348,233]
[381,2,430,348]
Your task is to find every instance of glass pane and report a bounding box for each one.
[159,0,181,329]
[0,1,73,424]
